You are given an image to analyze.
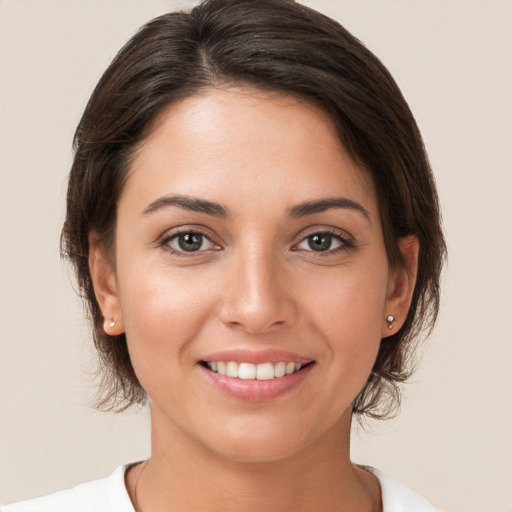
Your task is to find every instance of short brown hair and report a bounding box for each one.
[61,0,446,418]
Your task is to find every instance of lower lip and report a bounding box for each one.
[198,363,314,401]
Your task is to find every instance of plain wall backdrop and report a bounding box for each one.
[1,1,511,511]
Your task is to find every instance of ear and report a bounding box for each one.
[88,231,124,335]
[382,235,419,338]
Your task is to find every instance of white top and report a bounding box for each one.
[2,464,438,512]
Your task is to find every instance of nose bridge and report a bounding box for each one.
[219,238,294,333]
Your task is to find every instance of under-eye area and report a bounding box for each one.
[199,360,315,380]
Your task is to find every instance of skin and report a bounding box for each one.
[90,87,418,512]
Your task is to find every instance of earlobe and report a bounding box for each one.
[382,235,419,337]
[88,232,124,335]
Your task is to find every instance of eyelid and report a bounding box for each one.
[297,225,353,242]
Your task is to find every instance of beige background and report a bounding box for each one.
[1,1,511,510]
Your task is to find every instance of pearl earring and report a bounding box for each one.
[386,315,395,330]
[109,317,117,328]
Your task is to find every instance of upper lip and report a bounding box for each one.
[199,349,313,365]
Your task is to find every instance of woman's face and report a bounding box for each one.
[92,87,416,462]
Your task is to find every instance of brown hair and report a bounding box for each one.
[61,0,446,418]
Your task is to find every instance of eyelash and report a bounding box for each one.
[158,228,354,257]
[159,229,219,257]
[294,229,354,256]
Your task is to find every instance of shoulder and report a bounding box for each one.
[365,466,439,512]
[1,465,134,512]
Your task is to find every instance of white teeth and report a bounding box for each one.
[217,361,227,376]
[206,360,306,379]
[256,362,274,380]
[226,361,239,378]
[238,363,256,380]
[274,362,286,378]
[285,362,295,375]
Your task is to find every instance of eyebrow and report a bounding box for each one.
[288,197,370,221]
[142,195,229,217]
[142,194,369,221]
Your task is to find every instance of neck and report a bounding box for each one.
[127,404,380,512]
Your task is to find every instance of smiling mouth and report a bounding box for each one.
[200,361,312,380]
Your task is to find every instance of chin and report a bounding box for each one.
[212,436,306,464]
[200,417,319,464]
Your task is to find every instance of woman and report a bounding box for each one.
[3,0,445,510]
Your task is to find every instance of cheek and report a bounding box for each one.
[305,262,389,391]
[307,259,389,335]
[116,260,216,376]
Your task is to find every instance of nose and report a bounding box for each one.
[217,245,297,334]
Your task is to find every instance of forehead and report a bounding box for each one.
[125,86,377,217]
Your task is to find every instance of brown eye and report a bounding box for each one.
[307,233,333,252]
[298,232,344,252]
[295,229,355,255]
[178,233,202,251]
[167,232,215,253]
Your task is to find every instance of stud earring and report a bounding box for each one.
[386,315,395,330]
[109,317,117,328]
